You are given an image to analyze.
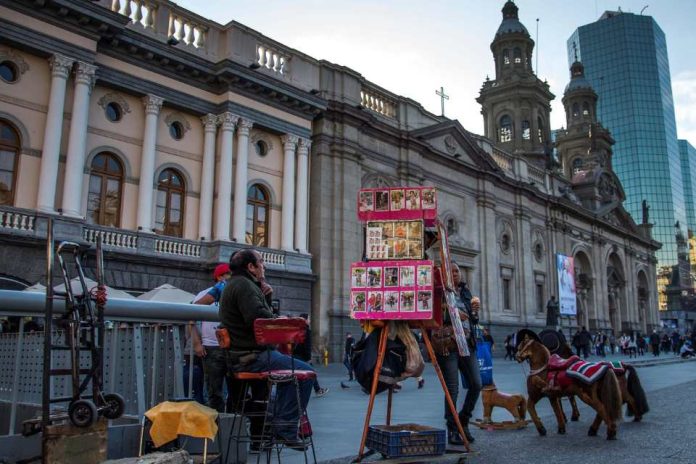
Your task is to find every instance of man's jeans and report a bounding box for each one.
[343,353,353,380]
[203,346,231,412]
[183,356,205,404]
[436,351,482,430]
[230,350,314,440]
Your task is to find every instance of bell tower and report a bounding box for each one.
[477,1,554,167]
[555,58,614,179]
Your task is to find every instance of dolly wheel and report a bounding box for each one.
[69,399,97,428]
[102,393,125,419]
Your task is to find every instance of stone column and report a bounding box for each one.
[232,119,253,243]
[198,114,218,240]
[61,62,98,217]
[136,94,164,232]
[280,134,298,251]
[37,54,74,212]
[214,112,238,241]
[294,138,310,253]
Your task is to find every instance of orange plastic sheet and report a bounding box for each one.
[144,401,218,448]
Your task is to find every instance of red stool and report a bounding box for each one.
[227,318,317,464]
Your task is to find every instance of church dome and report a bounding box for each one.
[496,1,529,37]
[564,61,594,93]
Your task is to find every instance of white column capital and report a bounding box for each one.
[298,137,311,154]
[217,112,239,131]
[281,134,299,149]
[74,62,98,92]
[49,54,73,79]
[201,113,219,131]
[142,94,164,115]
[237,118,253,136]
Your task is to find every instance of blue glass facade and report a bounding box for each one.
[568,12,685,266]
[679,140,696,234]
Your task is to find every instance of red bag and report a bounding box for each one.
[299,412,312,438]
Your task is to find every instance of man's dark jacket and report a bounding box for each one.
[219,272,274,352]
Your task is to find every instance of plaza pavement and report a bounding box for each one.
[277,351,696,464]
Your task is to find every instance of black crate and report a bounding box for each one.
[366,424,446,459]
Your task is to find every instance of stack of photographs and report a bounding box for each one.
[366,220,423,260]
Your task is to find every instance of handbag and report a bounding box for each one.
[431,326,457,356]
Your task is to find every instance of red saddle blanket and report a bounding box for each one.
[548,354,580,370]
[545,357,626,389]
[565,360,609,384]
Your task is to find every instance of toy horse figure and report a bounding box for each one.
[481,383,526,424]
[515,329,623,440]
[539,331,649,422]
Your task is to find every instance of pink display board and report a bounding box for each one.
[358,187,437,224]
[350,260,434,320]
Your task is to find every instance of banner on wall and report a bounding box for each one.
[556,254,577,316]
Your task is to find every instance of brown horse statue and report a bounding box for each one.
[481,382,527,424]
[515,330,623,440]
[542,332,649,422]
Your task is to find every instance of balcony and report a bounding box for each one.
[0,206,307,274]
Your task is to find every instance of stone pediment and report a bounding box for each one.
[410,120,501,171]
[571,167,626,204]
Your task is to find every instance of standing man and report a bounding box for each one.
[344,332,356,381]
[435,261,482,445]
[546,296,559,329]
[193,263,232,412]
[577,326,591,359]
[650,330,661,356]
[219,249,314,447]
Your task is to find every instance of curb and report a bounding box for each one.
[630,356,696,368]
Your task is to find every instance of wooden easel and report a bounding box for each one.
[355,319,471,462]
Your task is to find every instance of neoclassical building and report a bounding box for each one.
[0,0,660,357]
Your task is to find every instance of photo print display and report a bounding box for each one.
[405,189,421,210]
[417,265,432,286]
[390,189,404,211]
[375,190,390,211]
[421,188,436,209]
[359,191,374,212]
[367,267,382,287]
[367,291,383,312]
[417,290,432,311]
[384,267,399,287]
[352,267,366,287]
[366,220,424,260]
[351,291,366,313]
[399,266,415,287]
[384,291,399,311]
[400,291,415,312]
[356,186,437,224]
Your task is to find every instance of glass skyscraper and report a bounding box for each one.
[679,140,696,234]
[568,11,685,266]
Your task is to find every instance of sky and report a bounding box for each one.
[176,0,696,144]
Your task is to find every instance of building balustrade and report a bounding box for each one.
[360,87,398,118]
[256,44,290,75]
[528,164,547,187]
[491,148,514,172]
[83,225,138,249]
[0,208,35,233]
[155,236,201,258]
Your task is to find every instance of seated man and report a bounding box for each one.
[219,248,314,448]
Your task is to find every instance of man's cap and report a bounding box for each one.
[213,263,231,279]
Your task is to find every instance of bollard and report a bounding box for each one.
[323,349,329,366]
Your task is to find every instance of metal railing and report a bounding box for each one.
[0,290,218,435]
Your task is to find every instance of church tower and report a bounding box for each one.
[477,1,554,167]
[555,59,614,179]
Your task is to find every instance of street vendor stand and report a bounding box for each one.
[351,187,472,463]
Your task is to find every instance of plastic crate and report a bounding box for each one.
[366,424,446,459]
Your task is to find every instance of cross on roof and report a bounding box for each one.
[435,86,449,117]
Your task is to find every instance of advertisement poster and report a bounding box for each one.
[557,254,577,316]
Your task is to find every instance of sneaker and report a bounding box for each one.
[315,387,329,397]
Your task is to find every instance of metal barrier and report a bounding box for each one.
[0,290,219,435]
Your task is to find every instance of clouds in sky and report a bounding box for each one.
[673,71,696,143]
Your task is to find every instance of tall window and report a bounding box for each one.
[582,102,590,116]
[155,168,185,237]
[503,49,510,65]
[522,120,531,140]
[86,153,123,227]
[0,120,20,206]
[536,283,544,313]
[537,117,544,144]
[246,184,270,247]
[572,158,584,173]
[513,47,522,64]
[572,103,580,118]
[502,278,511,310]
[499,115,512,142]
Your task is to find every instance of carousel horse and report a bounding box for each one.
[516,329,623,440]
[539,329,649,422]
[481,382,526,424]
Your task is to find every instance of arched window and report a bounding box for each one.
[572,158,584,173]
[572,103,580,118]
[582,102,590,116]
[155,168,185,237]
[537,116,545,144]
[522,120,531,140]
[86,153,123,227]
[513,47,522,64]
[0,120,19,206]
[503,49,510,65]
[499,115,513,143]
[246,184,270,247]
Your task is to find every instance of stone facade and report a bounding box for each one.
[0,0,660,360]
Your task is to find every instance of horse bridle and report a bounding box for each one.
[518,337,548,377]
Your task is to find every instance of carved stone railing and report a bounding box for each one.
[360,86,398,118]
[155,237,201,258]
[261,250,286,266]
[491,148,514,172]
[528,164,546,187]
[0,207,36,232]
[255,43,291,75]
[83,226,138,249]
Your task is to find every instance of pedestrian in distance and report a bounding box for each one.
[344,332,356,381]
[650,330,660,356]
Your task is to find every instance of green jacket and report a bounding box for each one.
[219,273,275,351]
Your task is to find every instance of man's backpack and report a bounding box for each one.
[351,328,406,394]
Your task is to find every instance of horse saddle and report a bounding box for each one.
[548,354,580,371]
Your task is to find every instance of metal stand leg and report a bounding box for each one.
[420,322,470,452]
[356,324,390,461]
